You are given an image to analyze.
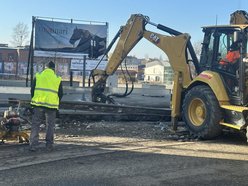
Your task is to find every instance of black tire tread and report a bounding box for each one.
[182,85,222,139]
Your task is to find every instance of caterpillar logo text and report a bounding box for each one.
[150,33,160,44]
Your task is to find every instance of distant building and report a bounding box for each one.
[0,45,72,80]
[117,56,141,72]
[116,56,142,83]
[137,64,145,81]
[144,60,173,87]
[0,45,18,78]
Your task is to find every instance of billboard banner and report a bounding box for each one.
[34,19,108,59]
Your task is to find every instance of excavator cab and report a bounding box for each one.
[199,26,248,105]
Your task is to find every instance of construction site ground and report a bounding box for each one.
[0,81,248,185]
[1,118,248,186]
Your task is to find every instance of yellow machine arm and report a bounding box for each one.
[91,14,199,105]
[230,10,248,24]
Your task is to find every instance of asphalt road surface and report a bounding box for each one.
[1,121,248,186]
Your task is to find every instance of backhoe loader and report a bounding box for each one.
[90,10,248,140]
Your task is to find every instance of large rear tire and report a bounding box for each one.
[182,85,222,139]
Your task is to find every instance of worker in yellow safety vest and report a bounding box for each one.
[29,61,63,152]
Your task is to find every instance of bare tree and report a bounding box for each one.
[193,40,202,60]
[11,22,29,47]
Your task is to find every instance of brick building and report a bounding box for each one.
[17,47,29,76]
[0,44,18,77]
[0,45,71,80]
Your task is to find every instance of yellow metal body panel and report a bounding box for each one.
[230,10,248,24]
[189,71,230,105]
[143,32,192,86]
[106,14,145,75]
[143,32,192,119]
[221,105,248,112]
[0,131,29,142]
[171,71,182,118]
[219,105,248,130]
[219,122,241,130]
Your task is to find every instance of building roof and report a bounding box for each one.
[0,47,17,50]
[146,60,170,68]
[0,44,29,50]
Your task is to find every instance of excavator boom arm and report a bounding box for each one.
[105,14,147,75]
[91,14,197,103]
[230,10,248,24]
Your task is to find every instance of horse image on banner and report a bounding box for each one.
[69,28,106,58]
[34,18,108,59]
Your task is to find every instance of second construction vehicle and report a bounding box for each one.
[90,10,248,140]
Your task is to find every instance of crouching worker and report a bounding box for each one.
[29,61,63,152]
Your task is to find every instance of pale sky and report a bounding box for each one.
[0,0,247,58]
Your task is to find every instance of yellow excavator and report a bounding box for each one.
[90,10,248,140]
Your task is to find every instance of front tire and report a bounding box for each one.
[182,85,222,139]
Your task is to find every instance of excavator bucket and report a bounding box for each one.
[230,10,248,24]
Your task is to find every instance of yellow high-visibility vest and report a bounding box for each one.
[31,68,61,109]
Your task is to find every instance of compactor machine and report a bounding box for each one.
[0,106,29,143]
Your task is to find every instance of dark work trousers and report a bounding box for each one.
[29,107,57,147]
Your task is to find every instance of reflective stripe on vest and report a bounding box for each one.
[31,68,61,109]
[35,87,58,94]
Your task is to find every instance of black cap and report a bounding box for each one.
[46,61,55,69]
